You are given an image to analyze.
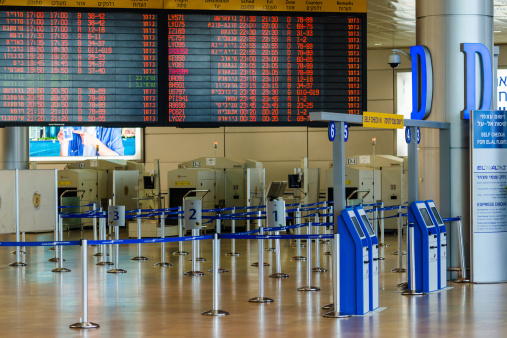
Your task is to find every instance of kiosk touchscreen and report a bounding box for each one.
[425,200,447,289]
[408,202,440,293]
[354,207,379,311]
[339,208,370,315]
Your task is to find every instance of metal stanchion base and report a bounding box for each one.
[248,297,274,303]
[10,250,25,255]
[297,286,320,291]
[291,256,306,261]
[69,322,100,329]
[323,311,351,319]
[48,257,65,262]
[202,309,230,316]
[266,248,276,252]
[291,243,306,248]
[131,256,148,261]
[52,267,71,272]
[378,257,386,261]
[184,270,205,276]
[391,268,407,273]
[226,252,241,256]
[319,240,330,244]
[397,282,408,289]
[402,289,426,296]
[173,251,189,255]
[107,268,127,274]
[251,262,270,267]
[48,247,55,251]
[96,261,114,266]
[93,253,103,257]
[8,262,27,267]
[208,268,229,273]
[322,303,332,310]
[269,272,289,278]
[324,252,332,256]
[189,257,206,262]
[311,267,328,272]
[453,278,471,283]
[154,262,173,267]
[380,243,390,247]
[392,251,407,255]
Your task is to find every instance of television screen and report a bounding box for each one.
[29,126,142,161]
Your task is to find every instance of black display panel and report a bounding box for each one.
[167,13,365,126]
[0,10,158,125]
[430,206,443,225]
[361,214,375,237]
[419,208,435,228]
[351,215,365,238]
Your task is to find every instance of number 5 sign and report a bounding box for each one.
[108,206,125,227]
[184,197,202,230]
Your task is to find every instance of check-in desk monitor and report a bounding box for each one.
[408,202,440,293]
[354,207,379,311]
[425,200,447,289]
[339,208,370,315]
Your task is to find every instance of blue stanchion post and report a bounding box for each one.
[249,226,274,303]
[402,223,426,296]
[173,207,189,256]
[52,214,71,273]
[291,207,305,261]
[323,233,350,318]
[70,239,100,329]
[226,207,241,256]
[96,215,113,266]
[324,205,333,255]
[298,222,320,291]
[312,214,327,273]
[155,211,172,267]
[392,206,407,273]
[131,209,148,261]
[251,211,269,267]
[209,215,227,273]
[202,233,230,316]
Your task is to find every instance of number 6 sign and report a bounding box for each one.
[184,197,202,230]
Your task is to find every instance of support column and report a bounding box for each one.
[416,0,493,276]
[0,127,29,169]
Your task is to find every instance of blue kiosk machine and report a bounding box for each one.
[425,200,447,290]
[339,208,370,315]
[354,206,380,311]
[408,201,440,293]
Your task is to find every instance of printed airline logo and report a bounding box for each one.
[477,165,507,170]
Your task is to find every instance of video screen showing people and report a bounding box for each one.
[29,127,140,160]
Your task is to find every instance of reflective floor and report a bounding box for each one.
[0,230,506,338]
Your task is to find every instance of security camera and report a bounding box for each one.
[388,52,401,68]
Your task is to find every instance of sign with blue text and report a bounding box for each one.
[471,110,507,283]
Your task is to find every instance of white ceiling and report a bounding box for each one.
[367,0,507,48]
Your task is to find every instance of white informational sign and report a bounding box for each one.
[206,158,216,166]
[266,199,286,228]
[184,197,202,230]
[471,110,507,283]
[0,170,16,234]
[359,155,370,164]
[19,170,57,232]
[108,206,125,227]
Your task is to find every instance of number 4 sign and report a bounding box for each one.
[108,206,125,227]
[184,197,202,230]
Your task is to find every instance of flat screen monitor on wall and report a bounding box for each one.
[29,127,142,162]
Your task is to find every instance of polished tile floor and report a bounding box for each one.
[0,230,506,338]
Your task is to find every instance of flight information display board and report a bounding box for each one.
[0,10,158,125]
[167,13,365,125]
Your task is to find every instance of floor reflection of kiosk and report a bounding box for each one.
[425,200,447,290]
[354,206,379,311]
[339,208,370,315]
[408,202,439,293]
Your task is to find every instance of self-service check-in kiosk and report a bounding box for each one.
[425,200,447,290]
[339,208,370,315]
[354,207,379,311]
[408,202,439,293]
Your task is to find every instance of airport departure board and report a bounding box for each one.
[167,13,364,125]
[0,10,158,125]
[0,0,366,126]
